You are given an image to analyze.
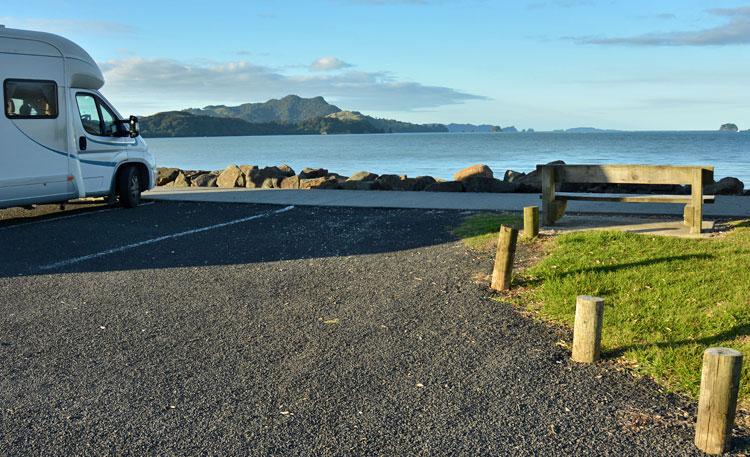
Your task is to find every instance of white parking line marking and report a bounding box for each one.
[39,205,295,271]
[0,202,156,232]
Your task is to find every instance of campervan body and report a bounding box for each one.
[0,25,156,209]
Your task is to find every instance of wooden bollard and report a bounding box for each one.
[695,347,743,455]
[491,225,518,291]
[523,206,540,239]
[571,296,605,363]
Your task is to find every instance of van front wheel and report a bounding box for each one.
[117,166,141,208]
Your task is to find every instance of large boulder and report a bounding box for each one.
[453,164,493,181]
[157,167,180,186]
[165,171,190,188]
[411,176,436,191]
[462,177,514,193]
[374,174,404,191]
[217,165,245,188]
[247,166,292,188]
[191,172,218,187]
[340,180,376,190]
[183,170,207,180]
[424,181,464,192]
[299,167,329,179]
[280,176,300,189]
[328,173,349,184]
[300,176,338,189]
[348,171,379,182]
[705,177,745,195]
[513,160,565,193]
[277,164,296,177]
[261,177,281,189]
[400,177,417,191]
[240,165,259,188]
[503,170,526,183]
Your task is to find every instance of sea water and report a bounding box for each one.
[147,131,750,183]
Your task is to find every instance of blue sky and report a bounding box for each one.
[3,0,750,130]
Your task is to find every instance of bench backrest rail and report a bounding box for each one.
[536,164,714,185]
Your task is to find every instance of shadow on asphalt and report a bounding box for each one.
[0,201,469,278]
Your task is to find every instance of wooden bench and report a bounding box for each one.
[537,164,715,234]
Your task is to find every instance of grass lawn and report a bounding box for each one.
[456,214,750,406]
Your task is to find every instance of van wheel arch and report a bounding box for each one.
[112,162,150,193]
[113,163,149,208]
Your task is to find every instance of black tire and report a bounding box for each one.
[117,166,141,208]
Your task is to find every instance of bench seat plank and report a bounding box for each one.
[553,192,715,204]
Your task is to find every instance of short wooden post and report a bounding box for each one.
[523,206,539,239]
[571,296,605,364]
[695,347,743,455]
[491,225,518,291]
[540,166,556,226]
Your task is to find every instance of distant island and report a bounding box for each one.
[141,95,449,138]
[139,95,525,138]
[720,123,739,132]
[552,127,621,133]
[445,124,530,133]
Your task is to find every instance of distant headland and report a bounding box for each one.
[139,95,529,138]
[137,95,748,138]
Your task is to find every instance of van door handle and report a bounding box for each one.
[79,136,87,151]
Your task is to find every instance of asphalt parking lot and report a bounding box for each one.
[0,201,731,455]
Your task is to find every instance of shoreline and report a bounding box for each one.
[156,163,749,196]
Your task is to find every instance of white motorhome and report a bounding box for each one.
[0,25,155,209]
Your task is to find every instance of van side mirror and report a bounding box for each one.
[128,115,140,138]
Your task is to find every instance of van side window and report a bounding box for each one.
[76,93,125,137]
[99,102,122,137]
[76,94,102,135]
[4,79,58,119]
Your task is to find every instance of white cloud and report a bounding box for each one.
[0,16,135,36]
[310,56,353,71]
[570,6,750,46]
[100,57,488,115]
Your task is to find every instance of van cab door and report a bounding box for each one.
[72,91,133,196]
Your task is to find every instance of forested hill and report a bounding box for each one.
[141,96,449,137]
[184,95,341,124]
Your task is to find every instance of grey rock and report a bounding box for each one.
[280,176,300,189]
[375,174,405,191]
[453,164,493,181]
[156,168,180,186]
[462,177,514,193]
[424,181,464,192]
[503,170,526,183]
[411,176,436,191]
[340,180,376,190]
[217,165,245,188]
[191,173,218,187]
[348,171,379,182]
[299,167,329,179]
[514,160,565,193]
[300,176,338,189]
[705,177,744,195]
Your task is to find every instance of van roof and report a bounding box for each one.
[0,27,104,89]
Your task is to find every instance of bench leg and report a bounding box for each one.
[691,170,703,235]
[553,200,567,223]
[684,204,693,226]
